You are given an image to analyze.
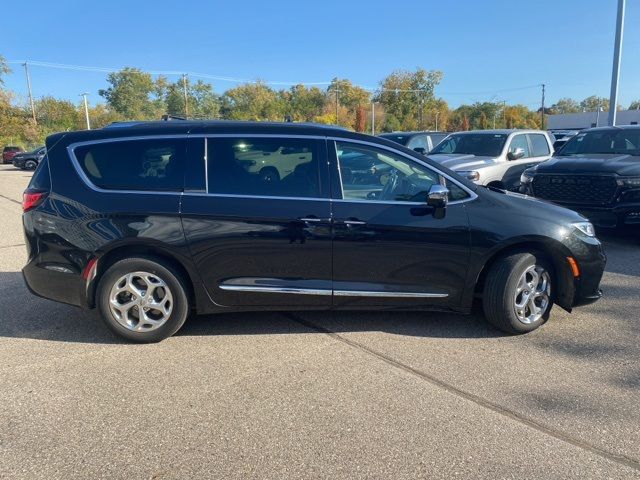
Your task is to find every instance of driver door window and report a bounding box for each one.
[507,134,531,159]
[336,142,439,203]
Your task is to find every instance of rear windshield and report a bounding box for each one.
[557,130,640,156]
[74,138,186,191]
[430,133,508,157]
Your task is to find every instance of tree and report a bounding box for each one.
[280,84,325,122]
[165,78,220,119]
[551,98,580,114]
[220,82,284,121]
[99,68,165,119]
[327,78,370,128]
[0,55,10,86]
[375,69,443,131]
[580,95,609,112]
[35,96,79,134]
[629,100,640,110]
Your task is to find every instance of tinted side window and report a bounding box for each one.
[508,134,531,159]
[529,134,550,157]
[336,142,439,203]
[207,137,321,198]
[28,156,51,191]
[74,138,186,191]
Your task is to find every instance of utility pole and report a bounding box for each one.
[540,83,546,130]
[81,93,91,130]
[182,73,189,119]
[596,106,602,127]
[435,111,440,132]
[23,62,36,124]
[608,0,625,126]
[371,101,375,135]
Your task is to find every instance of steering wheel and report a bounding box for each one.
[379,168,400,200]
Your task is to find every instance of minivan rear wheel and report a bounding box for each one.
[97,257,189,342]
[483,252,553,334]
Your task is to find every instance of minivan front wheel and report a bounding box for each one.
[483,252,553,334]
[97,257,189,342]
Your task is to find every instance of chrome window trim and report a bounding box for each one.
[66,133,476,204]
[329,137,478,206]
[218,284,448,298]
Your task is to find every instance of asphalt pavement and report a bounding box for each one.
[1,164,639,479]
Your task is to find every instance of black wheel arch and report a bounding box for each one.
[467,238,576,312]
[85,242,205,311]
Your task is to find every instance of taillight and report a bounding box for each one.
[22,191,48,212]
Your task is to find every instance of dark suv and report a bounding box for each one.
[23,121,605,342]
[378,131,448,155]
[520,126,640,227]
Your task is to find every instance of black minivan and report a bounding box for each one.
[22,121,606,342]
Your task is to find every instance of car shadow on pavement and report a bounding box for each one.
[0,271,502,344]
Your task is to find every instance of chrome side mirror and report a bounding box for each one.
[427,184,449,209]
[507,147,525,160]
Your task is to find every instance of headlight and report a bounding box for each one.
[457,170,480,181]
[572,221,595,237]
[520,170,535,184]
[616,177,640,187]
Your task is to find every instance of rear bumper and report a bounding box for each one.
[22,260,85,308]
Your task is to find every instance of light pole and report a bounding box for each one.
[371,101,376,135]
[80,93,91,130]
[182,73,189,119]
[435,111,440,132]
[608,0,625,126]
[23,62,37,124]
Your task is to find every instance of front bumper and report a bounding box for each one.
[520,184,640,228]
[567,235,606,309]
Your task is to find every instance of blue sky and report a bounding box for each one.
[2,0,639,109]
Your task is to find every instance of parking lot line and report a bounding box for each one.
[285,312,640,473]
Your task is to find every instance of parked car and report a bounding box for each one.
[12,146,46,170]
[520,125,640,228]
[378,131,448,155]
[2,146,24,164]
[427,129,555,191]
[549,129,580,151]
[22,121,605,342]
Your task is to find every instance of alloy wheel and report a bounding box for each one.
[513,265,551,324]
[108,271,173,332]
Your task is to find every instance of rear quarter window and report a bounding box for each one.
[73,138,186,191]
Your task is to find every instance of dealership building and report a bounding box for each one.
[546,109,640,130]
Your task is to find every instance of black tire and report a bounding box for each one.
[96,256,190,343]
[482,252,553,334]
[259,167,280,182]
[25,160,37,170]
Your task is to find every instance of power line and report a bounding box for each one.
[7,60,332,86]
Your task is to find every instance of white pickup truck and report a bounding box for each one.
[427,129,554,191]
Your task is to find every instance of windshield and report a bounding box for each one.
[378,134,411,146]
[557,130,640,156]
[430,133,508,157]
